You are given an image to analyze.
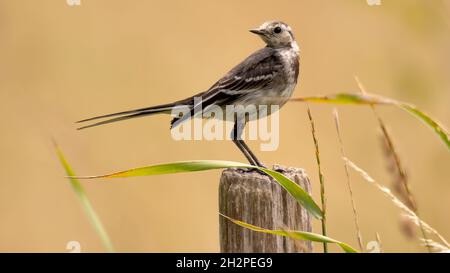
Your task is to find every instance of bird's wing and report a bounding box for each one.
[171,47,283,127]
[211,47,283,97]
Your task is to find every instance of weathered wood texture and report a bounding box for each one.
[219,165,312,253]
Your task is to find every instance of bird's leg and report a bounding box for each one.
[237,139,264,167]
[231,120,264,168]
[232,139,258,166]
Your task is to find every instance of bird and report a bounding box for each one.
[77,20,300,167]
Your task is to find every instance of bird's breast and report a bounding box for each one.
[278,48,300,85]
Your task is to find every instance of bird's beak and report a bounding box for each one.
[249,28,266,36]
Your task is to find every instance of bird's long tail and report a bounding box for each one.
[76,103,177,130]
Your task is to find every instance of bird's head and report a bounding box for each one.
[250,21,297,49]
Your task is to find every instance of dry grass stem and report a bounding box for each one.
[332,108,364,251]
[307,106,328,253]
[375,232,383,253]
[343,157,450,249]
[354,75,430,250]
[420,239,450,253]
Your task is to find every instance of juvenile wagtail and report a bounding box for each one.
[77,21,300,167]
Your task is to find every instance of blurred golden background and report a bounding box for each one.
[0,0,449,252]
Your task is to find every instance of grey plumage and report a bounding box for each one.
[77,21,300,167]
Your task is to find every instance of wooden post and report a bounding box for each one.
[219,165,313,253]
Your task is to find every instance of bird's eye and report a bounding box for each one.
[274,26,282,34]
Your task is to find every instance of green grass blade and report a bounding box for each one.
[399,103,449,150]
[291,93,394,105]
[73,160,323,220]
[257,168,323,219]
[220,214,358,253]
[55,145,114,253]
[291,93,449,149]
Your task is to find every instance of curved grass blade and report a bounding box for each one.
[72,160,323,220]
[291,93,395,105]
[220,214,358,253]
[291,93,450,149]
[400,103,449,150]
[55,145,114,252]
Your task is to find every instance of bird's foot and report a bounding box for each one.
[242,162,269,176]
